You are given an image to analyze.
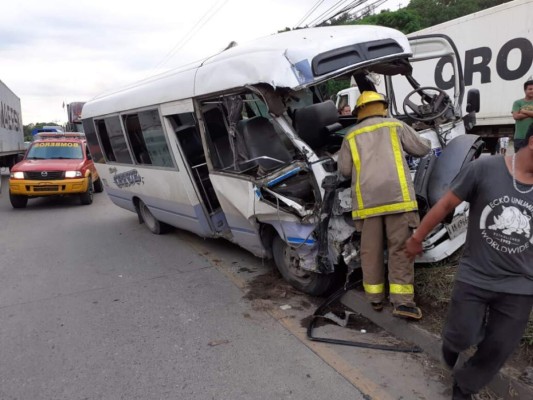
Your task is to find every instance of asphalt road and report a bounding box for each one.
[0,175,453,400]
[0,177,366,400]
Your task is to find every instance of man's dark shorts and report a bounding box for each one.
[514,138,527,152]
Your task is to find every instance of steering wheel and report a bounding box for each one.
[403,86,451,122]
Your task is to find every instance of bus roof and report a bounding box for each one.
[83,25,411,118]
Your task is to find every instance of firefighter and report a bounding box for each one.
[337,91,431,320]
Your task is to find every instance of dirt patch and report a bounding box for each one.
[243,270,324,313]
[244,272,417,349]
[243,270,302,302]
[242,262,533,374]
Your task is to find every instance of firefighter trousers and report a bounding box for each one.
[356,211,419,307]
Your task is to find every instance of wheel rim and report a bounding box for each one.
[140,203,157,231]
[281,243,314,285]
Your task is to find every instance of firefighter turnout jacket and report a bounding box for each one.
[337,116,431,219]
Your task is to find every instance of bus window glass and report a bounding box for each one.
[243,94,269,118]
[83,118,105,163]
[123,114,150,164]
[138,110,174,168]
[95,119,116,162]
[105,116,133,164]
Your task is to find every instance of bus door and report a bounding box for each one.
[161,102,229,235]
[197,94,296,258]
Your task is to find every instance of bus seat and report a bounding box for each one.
[237,116,291,171]
[294,100,342,149]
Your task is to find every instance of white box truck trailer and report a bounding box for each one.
[408,0,533,153]
[0,79,24,168]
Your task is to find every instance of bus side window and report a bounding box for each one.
[94,116,133,164]
[95,119,116,162]
[123,110,174,168]
[123,114,151,165]
[82,118,105,163]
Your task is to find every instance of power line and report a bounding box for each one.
[304,0,354,27]
[151,0,230,73]
[294,0,326,28]
[309,0,388,27]
[324,0,376,23]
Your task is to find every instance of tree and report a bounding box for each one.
[351,9,422,33]
[322,78,351,101]
[332,0,515,34]
[406,0,512,29]
[23,122,65,140]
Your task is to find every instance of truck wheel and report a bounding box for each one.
[272,235,338,296]
[93,177,104,193]
[10,193,28,208]
[138,200,172,234]
[80,177,94,205]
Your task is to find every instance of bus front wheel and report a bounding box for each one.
[272,235,337,296]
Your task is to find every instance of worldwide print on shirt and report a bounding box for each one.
[480,196,533,254]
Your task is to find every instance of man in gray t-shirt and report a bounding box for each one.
[405,125,533,399]
[451,157,533,295]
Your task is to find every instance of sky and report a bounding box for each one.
[0,0,406,125]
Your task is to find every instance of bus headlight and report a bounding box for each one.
[65,171,82,178]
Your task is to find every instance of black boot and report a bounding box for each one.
[452,381,471,400]
[442,346,459,370]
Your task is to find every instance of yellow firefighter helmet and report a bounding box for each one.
[355,91,388,109]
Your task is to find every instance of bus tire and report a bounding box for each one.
[138,200,172,234]
[80,177,94,205]
[10,193,28,208]
[272,235,337,296]
[93,177,104,193]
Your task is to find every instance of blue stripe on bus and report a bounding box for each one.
[266,167,302,187]
[286,237,316,245]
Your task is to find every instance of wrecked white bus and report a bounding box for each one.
[82,26,483,296]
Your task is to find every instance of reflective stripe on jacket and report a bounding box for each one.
[337,117,431,220]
